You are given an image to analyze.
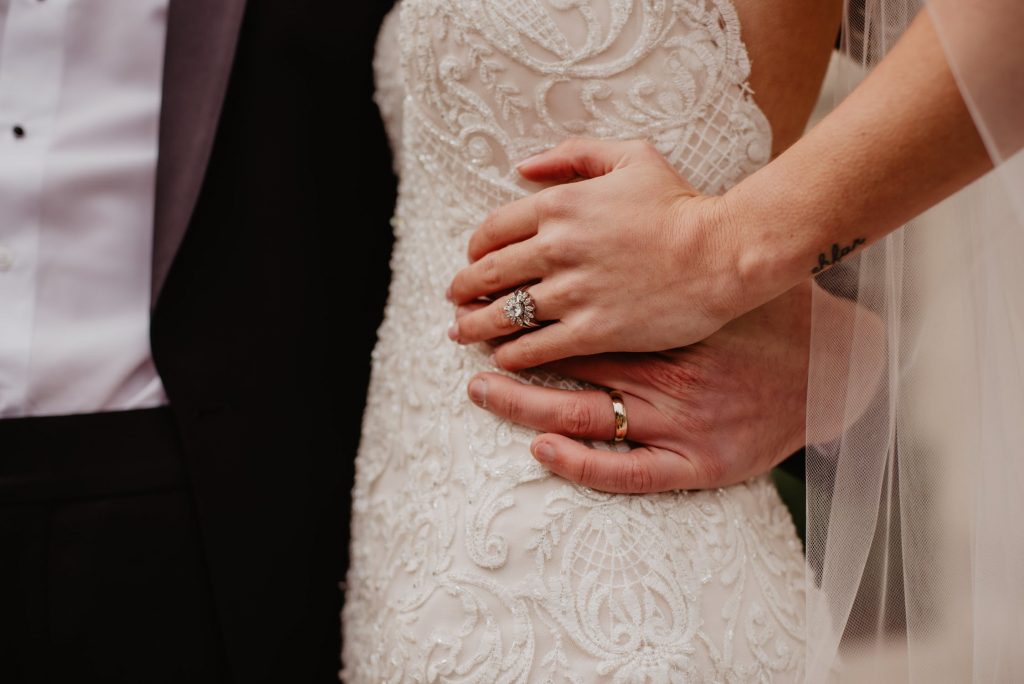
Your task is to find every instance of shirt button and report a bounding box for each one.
[0,246,13,272]
[12,125,25,139]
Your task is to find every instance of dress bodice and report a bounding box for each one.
[345,4,803,682]
[379,0,770,198]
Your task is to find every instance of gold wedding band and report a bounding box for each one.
[609,390,628,443]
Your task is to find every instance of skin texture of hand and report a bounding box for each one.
[448,138,744,371]
[464,283,816,493]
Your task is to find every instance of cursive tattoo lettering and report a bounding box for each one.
[811,238,867,274]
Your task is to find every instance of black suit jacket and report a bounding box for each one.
[149,2,395,681]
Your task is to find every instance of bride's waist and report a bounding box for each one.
[389,189,499,247]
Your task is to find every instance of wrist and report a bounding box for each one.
[681,194,751,328]
[718,177,807,316]
[711,188,778,321]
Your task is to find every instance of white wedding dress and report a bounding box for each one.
[344,2,806,681]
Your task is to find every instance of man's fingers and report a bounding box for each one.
[467,372,660,442]
[467,371,722,493]
[529,435,706,494]
[466,197,540,264]
[449,241,545,306]
[516,138,634,183]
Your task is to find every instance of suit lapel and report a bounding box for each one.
[152,0,248,307]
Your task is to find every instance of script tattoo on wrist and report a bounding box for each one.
[811,238,867,274]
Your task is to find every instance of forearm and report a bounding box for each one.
[724,9,991,310]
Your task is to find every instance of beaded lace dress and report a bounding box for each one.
[344,2,806,681]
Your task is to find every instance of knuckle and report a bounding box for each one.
[553,180,580,203]
[478,253,502,291]
[592,311,622,338]
[567,312,608,346]
[533,189,558,217]
[535,186,573,218]
[532,232,557,259]
[635,358,706,399]
[461,314,491,342]
[647,467,672,493]
[576,452,601,488]
[663,363,701,394]
[557,317,601,358]
[481,208,501,232]
[556,399,594,436]
[472,210,502,254]
[675,395,715,439]
[697,455,727,486]
[500,389,526,424]
[559,279,585,307]
[618,458,654,493]
[536,233,577,268]
[511,335,540,367]
[533,232,562,265]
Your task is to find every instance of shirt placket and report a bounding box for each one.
[0,0,70,416]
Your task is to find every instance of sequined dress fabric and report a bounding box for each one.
[344,2,805,681]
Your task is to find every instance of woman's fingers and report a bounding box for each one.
[467,372,660,443]
[453,282,560,345]
[491,320,591,370]
[449,239,546,305]
[529,434,705,494]
[465,197,541,265]
[516,138,635,183]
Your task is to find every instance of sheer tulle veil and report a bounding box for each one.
[805,0,1024,680]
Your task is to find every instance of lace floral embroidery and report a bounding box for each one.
[344,2,803,682]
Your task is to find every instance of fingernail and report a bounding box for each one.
[534,442,555,463]
[488,353,498,368]
[447,322,460,342]
[468,378,487,408]
[445,286,453,302]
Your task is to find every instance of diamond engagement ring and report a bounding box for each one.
[503,289,539,329]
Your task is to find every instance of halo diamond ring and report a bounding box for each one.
[503,289,539,329]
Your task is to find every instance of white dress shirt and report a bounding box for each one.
[0,0,170,418]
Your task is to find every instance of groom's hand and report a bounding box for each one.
[463,284,815,493]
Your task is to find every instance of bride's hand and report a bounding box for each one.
[446,138,750,371]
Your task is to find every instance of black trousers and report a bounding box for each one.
[0,408,229,684]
